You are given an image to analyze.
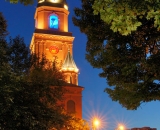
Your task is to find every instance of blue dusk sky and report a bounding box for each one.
[0,0,160,130]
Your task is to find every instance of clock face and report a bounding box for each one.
[49,15,59,29]
[49,46,59,54]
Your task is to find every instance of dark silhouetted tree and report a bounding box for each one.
[73,0,160,110]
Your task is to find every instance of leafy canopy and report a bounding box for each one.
[73,0,160,110]
[6,0,36,5]
[93,0,160,35]
[1,35,89,129]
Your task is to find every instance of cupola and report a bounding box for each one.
[38,0,68,10]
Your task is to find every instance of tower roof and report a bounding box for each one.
[37,0,68,9]
[61,50,79,73]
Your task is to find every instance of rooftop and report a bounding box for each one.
[37,0,68,9]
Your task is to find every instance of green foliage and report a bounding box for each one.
[0,13,15,129]
[64,116,90,130]
[0,12,8,38]
[73,0,160,110]
[0,35,64,129]
[6,0,36,5]
[0,36,88,129]
[8,36,31,75]
[93,0,160,35]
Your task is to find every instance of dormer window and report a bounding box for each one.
[49,15,59,29]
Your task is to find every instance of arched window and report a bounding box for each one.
[49,15,59,29]
[67,100,75,114]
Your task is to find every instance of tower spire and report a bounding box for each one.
[61,50,79,73]
[30,0,83,118]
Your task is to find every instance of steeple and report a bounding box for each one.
[61,50,79,85]
[61,50,79,73]
[30,0,83,118]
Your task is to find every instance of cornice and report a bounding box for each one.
[33,33,75,42]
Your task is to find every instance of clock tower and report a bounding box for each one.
[30,0,83,118]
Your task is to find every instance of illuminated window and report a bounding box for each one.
[67,100,75,114]
[49,15,59,29]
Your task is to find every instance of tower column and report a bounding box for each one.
[30,0,83,119]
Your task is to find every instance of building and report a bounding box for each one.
[131,127,157,130]
[30,0,83,119]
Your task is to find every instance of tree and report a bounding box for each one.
[0,12,8,38]
[0,12,19,130]
[8,36,31,75]
[1,36,89,129]
[1,37,89,129]
[6,0,36,5]
[64,116,89,130]
[0,59,65,129]
[92,0,160,35]
[73,0,160,110]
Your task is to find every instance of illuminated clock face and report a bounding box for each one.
[49,15,59,29]
[49,46,59,54]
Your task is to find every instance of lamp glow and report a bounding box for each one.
[119,125,124,130]
[117,124,125,130]
[92,118,100,130]
[93,118,100,127]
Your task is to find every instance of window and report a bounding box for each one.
[67,100,75,114]
[49,15,58,29]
